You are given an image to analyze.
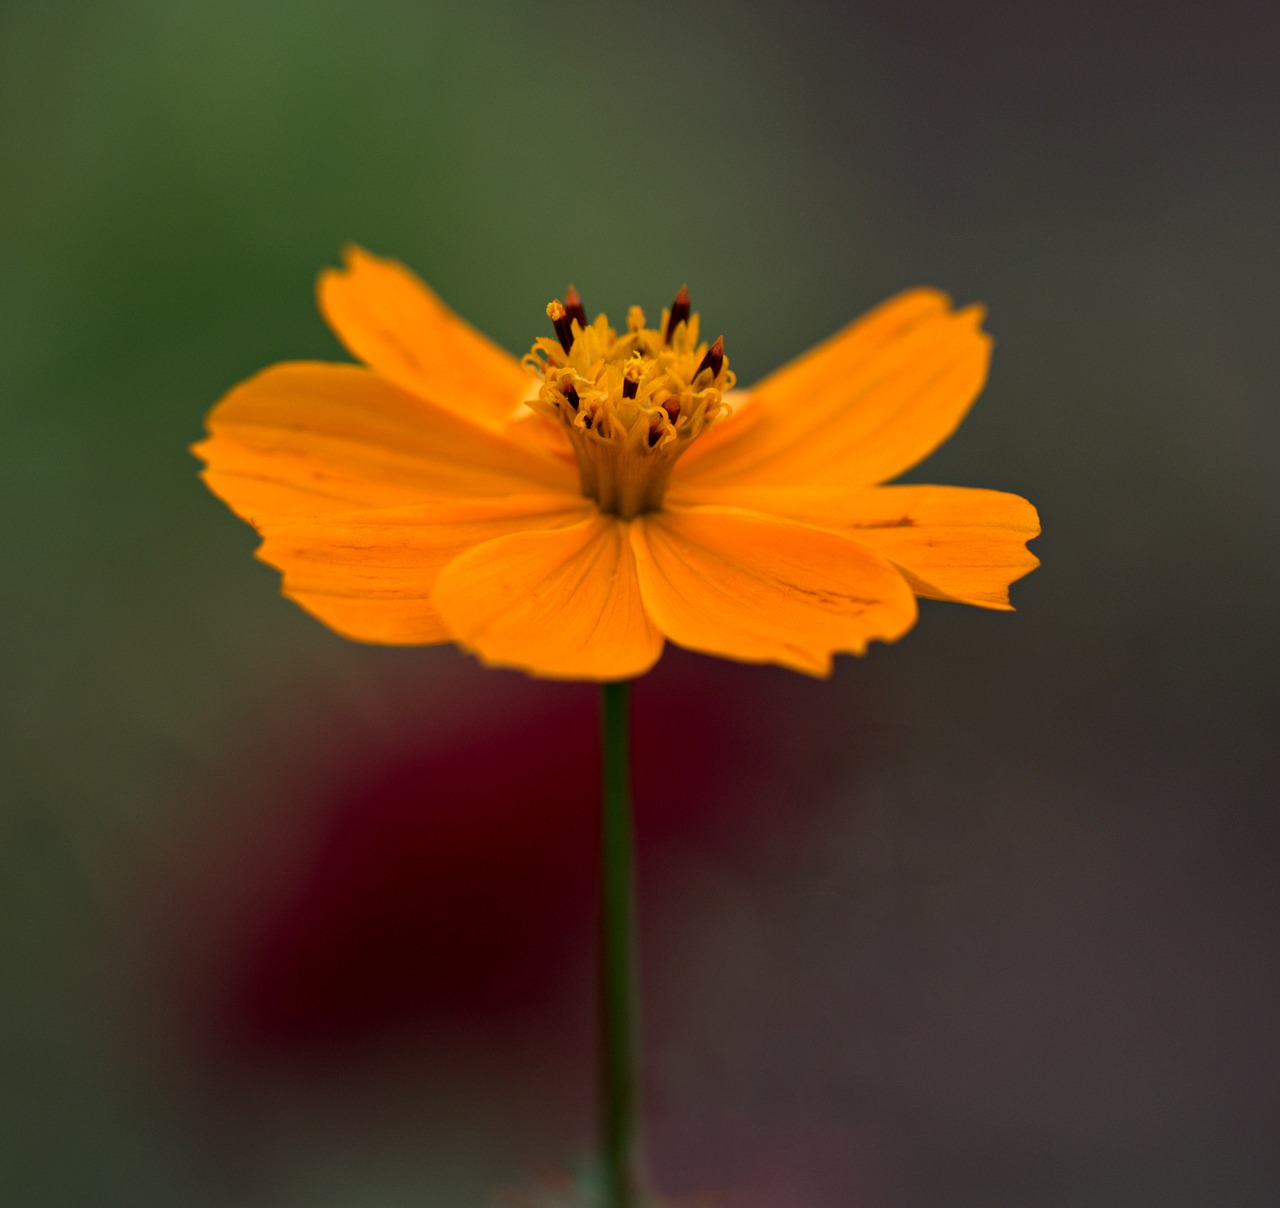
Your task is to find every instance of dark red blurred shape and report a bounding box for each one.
[197,657,873,1058]
[229,688,598,1049]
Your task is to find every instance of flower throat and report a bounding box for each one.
[523,285,734,519]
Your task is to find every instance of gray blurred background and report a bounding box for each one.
[2,2,1277,1205]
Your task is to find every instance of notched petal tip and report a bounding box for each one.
[315,242,375,297]
[339,241,371,266]
[836,484,1041,611]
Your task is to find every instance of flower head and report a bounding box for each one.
[194,247,1039,680]
[525,287,732,519]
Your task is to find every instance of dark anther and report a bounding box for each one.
[662,397,682,424]
[547,299,573,353]
[564,285,587,330]
[664,285,691,342]
[623,356,643,400]
[695,335,724,380]
[565,384,580,411]
[648,418,664,447]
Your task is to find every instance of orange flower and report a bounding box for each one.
[194,247,1039,680]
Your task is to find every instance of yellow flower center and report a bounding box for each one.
[523,285,735,519]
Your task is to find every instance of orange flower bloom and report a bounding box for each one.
[194,248,1039,680]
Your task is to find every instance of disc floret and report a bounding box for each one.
[523,287,735,518]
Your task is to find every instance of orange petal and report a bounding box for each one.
[843,486,1040,609]
[194,362,578,526]
[432,514,663,680]
[675,289,991,490]
[630,506,918,676]
[255,494,596,644]
[671,483,1040,610]
[318,245,534,428]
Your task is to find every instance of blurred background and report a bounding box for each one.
[2,1,1277,1205]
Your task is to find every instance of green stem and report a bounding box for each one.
[599,680,641,1208]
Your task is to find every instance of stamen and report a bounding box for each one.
[664,285,690,342]
[695,335,725,380]
[622,359,643,400]
[546,299,573,353]
[564,285,587,330]
[525,288,730,518]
